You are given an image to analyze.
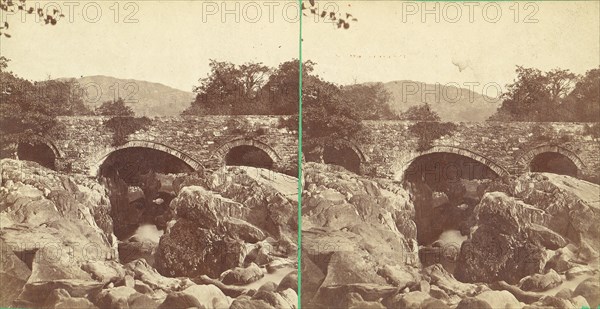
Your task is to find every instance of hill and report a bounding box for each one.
[379,80,502,122]
[62,76,195,116]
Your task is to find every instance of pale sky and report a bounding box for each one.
[304,1,600,91]
[1,1,598,92]
[1,1,300,91]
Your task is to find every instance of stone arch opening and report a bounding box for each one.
[17,142,58,170]
[323,146,362,174]
[402,150,502,274]
[520,146,584,178]
[213,139,280,170]
[530,152,578,177]
[225,145,274,169]
[97,145,196,243]
[98,147,194,184]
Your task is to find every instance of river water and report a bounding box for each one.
[239,266,297,289]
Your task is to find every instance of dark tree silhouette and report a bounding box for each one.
[1,0,63,37]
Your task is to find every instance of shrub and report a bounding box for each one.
[409,121,458,151]
[104,116,151,146]
[225,117,252,134]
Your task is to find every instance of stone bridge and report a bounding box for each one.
[325,121,600,183]
[15,116,298,176]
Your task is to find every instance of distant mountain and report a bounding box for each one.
[62,76,195,116]
[379,80,502,122]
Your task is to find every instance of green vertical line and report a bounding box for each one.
[297,0,303,308]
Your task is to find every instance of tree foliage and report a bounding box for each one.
[183,59,302,116]
[489,66,598,122]
[96,98,135,117]
[399,103,441,121]
[409,121,458,152]
[0,60,90,153]
[563,68,600,122]
[104,116,151,146]
[301,63,398,157]
[1,0,63,37]
[341,83,397,120]
[301,0,358,29]
[302,74,364,152]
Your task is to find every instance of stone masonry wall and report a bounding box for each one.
[52,116,298,175]
[359,121,600,182]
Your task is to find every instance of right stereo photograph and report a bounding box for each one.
[300,1,600,308]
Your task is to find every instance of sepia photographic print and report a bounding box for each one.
[1,1,300,308]
[300,1,599,309]
[1,1,599,309]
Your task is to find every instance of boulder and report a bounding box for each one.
[421,298,451,309]
[221,263,264,285]
[506,173,600,247]
[277,271,298,292]
[16,279,103,307]
[455,192,549,283]
[475,290,521,309]
[156,167,298,278]
[81,260,126,284]
[204,167,298,240]
[230,289,297,309]
[455,297,493,309]
[177,284,230,309]
[125,259,190,292]
[156,219,247,278]
[94,286,141,309]
[42,288,99,309]
[382,291,430,309]
[266,257,295,273]
[523,295,589,309]
[259,281,278,292]
[573,277,600,308]
[318,283,398,307]
[519,269,562,292]
[0,239,31,307]
[170,186,249,229]
[422,264,479,298]
[565,265,595,280]
[302,163,419,308]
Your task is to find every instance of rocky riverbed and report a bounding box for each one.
[301,162,599,309]
[0,159,298,309]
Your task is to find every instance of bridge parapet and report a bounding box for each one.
[357,121,599,182]
[51,116,298,175]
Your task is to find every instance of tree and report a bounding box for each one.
[35,79,92,116]
[399,103,441,121]
[184,60,272,115]
[488,66,578,122]
[96,98,134,116]
[341,83,397,120]
[262,59,309,115]
[184,59,305,116]
[104,116,151,146]
[0,0,64,37]
[302,74,364,154]
[0,60,90,155]
[0,56,9,72]
[563,68,600,122]
[0,70,61,154]
[301,0,357,29]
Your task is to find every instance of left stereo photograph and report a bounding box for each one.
[0,1,300,308]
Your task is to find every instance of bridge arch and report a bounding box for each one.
[16,139,63,170]
[322,140,368,174]
[211,138,281,169]
[89,140,202,177]
[518,145,585,177]
[397,145,509,181]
